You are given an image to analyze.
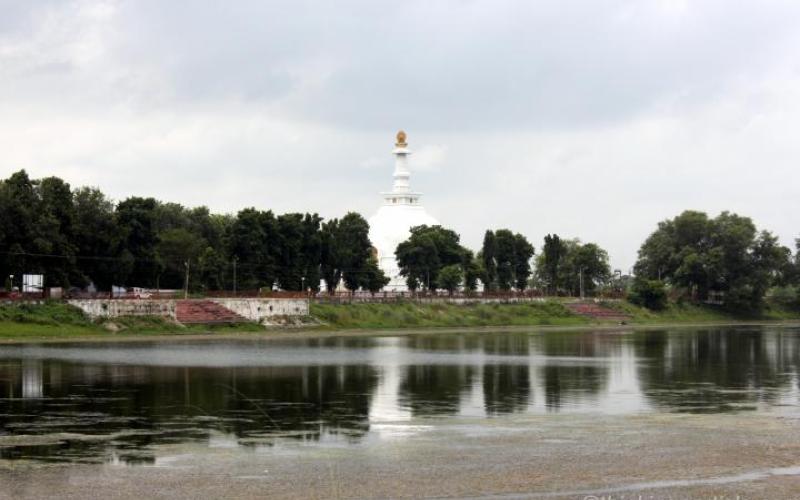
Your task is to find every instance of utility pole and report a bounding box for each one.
[579,266,585,300]
[184,260,190,299]
[233,256,238,296]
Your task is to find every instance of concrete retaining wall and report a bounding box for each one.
[67,299,177,319]
[67,298,309,324]
[210,298,309,325]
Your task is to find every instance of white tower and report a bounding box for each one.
[368,131,439,291]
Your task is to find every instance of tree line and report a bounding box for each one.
[2,170,798,310]
[394,226,612,296]
[0,170,385,293]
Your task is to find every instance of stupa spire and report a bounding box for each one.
[391,130,412,195]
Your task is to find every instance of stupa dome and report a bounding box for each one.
[368,131,438,290]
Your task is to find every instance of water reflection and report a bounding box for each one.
[1,326,799,464]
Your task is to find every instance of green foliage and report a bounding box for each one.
[481,229,535,291]
[363,255,390,294]
[436,264,463,294]
[634,210,793,311]
[481,230,498,292]
[535,236,610,296]
[0,170,371,294]
[311,301,588,329]
[514,234,535,290]
[396,225,468,292]
[541,234,566,294]
[628,278,668,310]
[462,249,480,292]
[769,286,799,308]
[317,213,377,293]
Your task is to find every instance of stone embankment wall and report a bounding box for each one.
[68,299,177,319]
[67,298,309,323]
[210,298,309,324]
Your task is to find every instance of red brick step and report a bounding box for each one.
[175,300,247,324]
[565,302,631,321]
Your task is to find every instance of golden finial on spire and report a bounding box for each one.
[395,130,407,147]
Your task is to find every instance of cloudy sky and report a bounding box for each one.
[1,0,799,271]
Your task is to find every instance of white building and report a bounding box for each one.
[368,131,439,290]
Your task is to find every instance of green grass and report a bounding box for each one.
[601,300,800,324]
[0,302,264,339]
[310,301,590,329]
[1,298,798,341]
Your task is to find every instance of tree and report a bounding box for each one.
[634,210,792,311]
[541,234,566,295]
[629,278,668,310]
[156,228,206,290]
[494,229,516,291]
[481,230,498,291]
[564,242,611,296]
[513,233,535,291]
[462,249,480,292]
[396,225,468,292]
[116,197,160,288]
[436,264,463,295]
[396,231,439,291]
[72,187,123,290]
[320,218,341,293]
[227,208,279,290]
[337,212,373,293]
[362,255,390,294]
[38,176,78,288]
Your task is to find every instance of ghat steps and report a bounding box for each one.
[175,300,246,324]
[565,302,631,321]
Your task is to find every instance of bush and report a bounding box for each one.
[769,286,799,308]
[628,278,668,311]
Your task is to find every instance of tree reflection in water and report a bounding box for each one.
[0,325,799,464]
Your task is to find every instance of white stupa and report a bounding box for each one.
[368,131,439,291]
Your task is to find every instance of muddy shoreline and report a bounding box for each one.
[3,412,800,499]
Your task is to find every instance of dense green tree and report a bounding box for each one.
[0,171,43,289]
[156,228,206,290]
[320,218,341,293]
[481,230,498,292]
[396,225,467,292]
[72,187,123,290]
[116,197,161,288]
[541,234,566,294]
[561,242,611,296]
[337,213,373,293]
[513,234,535,291]
[362,255,390,294]
[494,230,516,291]
[628,278,668,310]
[436,264,463,294]
[635,210,792,310]
[462,249,480,292]
[227,208,278,290]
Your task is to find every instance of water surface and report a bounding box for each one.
[1,325,798,464]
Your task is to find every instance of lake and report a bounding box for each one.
[2,325,799,467]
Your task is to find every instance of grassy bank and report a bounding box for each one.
[0,302,263,340]
[310,301,590,329]
[602,300,800,324]
[310,299,800,330]
[1,299,799,341]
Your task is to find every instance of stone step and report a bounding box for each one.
[565,302,631,321]
[175,300,247,324]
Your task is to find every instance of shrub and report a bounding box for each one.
[628,278,668,311]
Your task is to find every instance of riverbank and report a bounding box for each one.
[1,299,799,342]
[4,412,800,499]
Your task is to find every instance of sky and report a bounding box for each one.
[1,0,799,272]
